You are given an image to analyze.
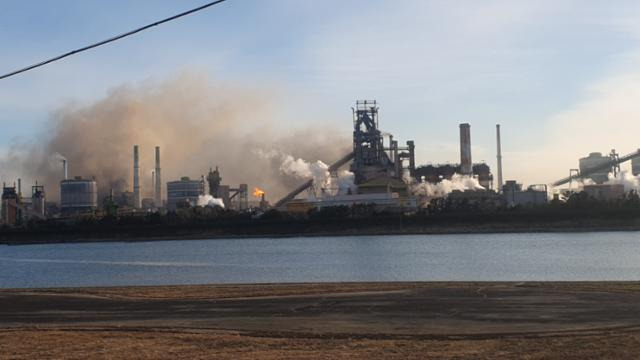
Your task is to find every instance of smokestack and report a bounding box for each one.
[406,140,415,177]
[496,124,503,192]
[17,178,21,197]
[133,145,141,208]
[459,123,472,175]
[154,146,161,207]
[62,159,68,180]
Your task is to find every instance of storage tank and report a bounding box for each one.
[579,152,611,184]
[60,177,98,215]
[166,177,204,210]
[633,151,640,176]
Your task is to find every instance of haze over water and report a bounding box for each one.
[2,232,640,288]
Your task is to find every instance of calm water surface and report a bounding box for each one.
[2,232,640,288]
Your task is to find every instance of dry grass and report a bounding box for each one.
[5,282,640,359]
[2,328,640,360]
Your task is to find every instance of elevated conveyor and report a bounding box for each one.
[274,152,355,209]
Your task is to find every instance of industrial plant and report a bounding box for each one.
[2,99,640,228]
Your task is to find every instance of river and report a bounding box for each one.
[1,231,640,288]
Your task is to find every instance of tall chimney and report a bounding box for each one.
[62,159,68,180]
[155,146,161,208]
[133,145,141,208]
[406,140,415,177]
[459,123,472,175]
[496,124,504,192]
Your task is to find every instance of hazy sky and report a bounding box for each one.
[2,0,640,186]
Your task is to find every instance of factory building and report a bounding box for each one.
[206,166,249,210]
[1,185,20,226]
[60,177,98,215]
[414,163,492,189]
[166,177,204,210]
[286,192,417,214]
[274,100,419,212]
[502,181,547,207]
[583,184,625,201]
[448,190,503,210]
[579,152,611,184]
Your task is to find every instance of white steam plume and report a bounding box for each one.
[605,171,640,192]
[256,149,357,198]
[196,195,225,208]
[411,173,485,198]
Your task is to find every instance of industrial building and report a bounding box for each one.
[31,183,46,218]
[448,190,503,210]
[413,123,493,189]
[1,184,20,226]
[553,149,640,188]
[414,163,493,189]
[633,152,640,176]
[206,166,249,210]
[275,100,419,212]
[60,177,98,215]
[502,181,548,207]
[583,184,625,201]
[166,177,205,210]
[579,152,612,184]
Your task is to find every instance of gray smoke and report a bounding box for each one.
[0,72,351,202]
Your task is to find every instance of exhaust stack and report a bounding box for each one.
[133,145,141,208]
[496,124,504,192]
[459,123,472,175]
[155,146,161,208]
[62,159,68,180]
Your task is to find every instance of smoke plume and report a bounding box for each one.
[410,174,485,198]
[196,195,225,208]
[0,72,351,202]
[257,150,357,199]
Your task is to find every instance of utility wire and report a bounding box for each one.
[0,0,229,80]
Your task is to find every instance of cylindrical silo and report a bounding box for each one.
[60,177,98,215]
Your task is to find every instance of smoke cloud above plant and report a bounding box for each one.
[0,72,351,202]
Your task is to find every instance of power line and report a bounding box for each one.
[0,0,229,80]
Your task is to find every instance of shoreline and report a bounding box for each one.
[3,223,640,246]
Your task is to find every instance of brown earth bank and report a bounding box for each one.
[3,282,640,359]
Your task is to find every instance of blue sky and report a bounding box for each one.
[2,0,640,185]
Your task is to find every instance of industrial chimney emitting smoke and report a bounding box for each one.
[61,159,68,180]
[154,146,161,208]
[459,123,472,175]
[133,145,141,208]
[496,124,504,192]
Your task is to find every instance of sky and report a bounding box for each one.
[2,0,640,187]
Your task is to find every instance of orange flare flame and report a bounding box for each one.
[253,187,265,198]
